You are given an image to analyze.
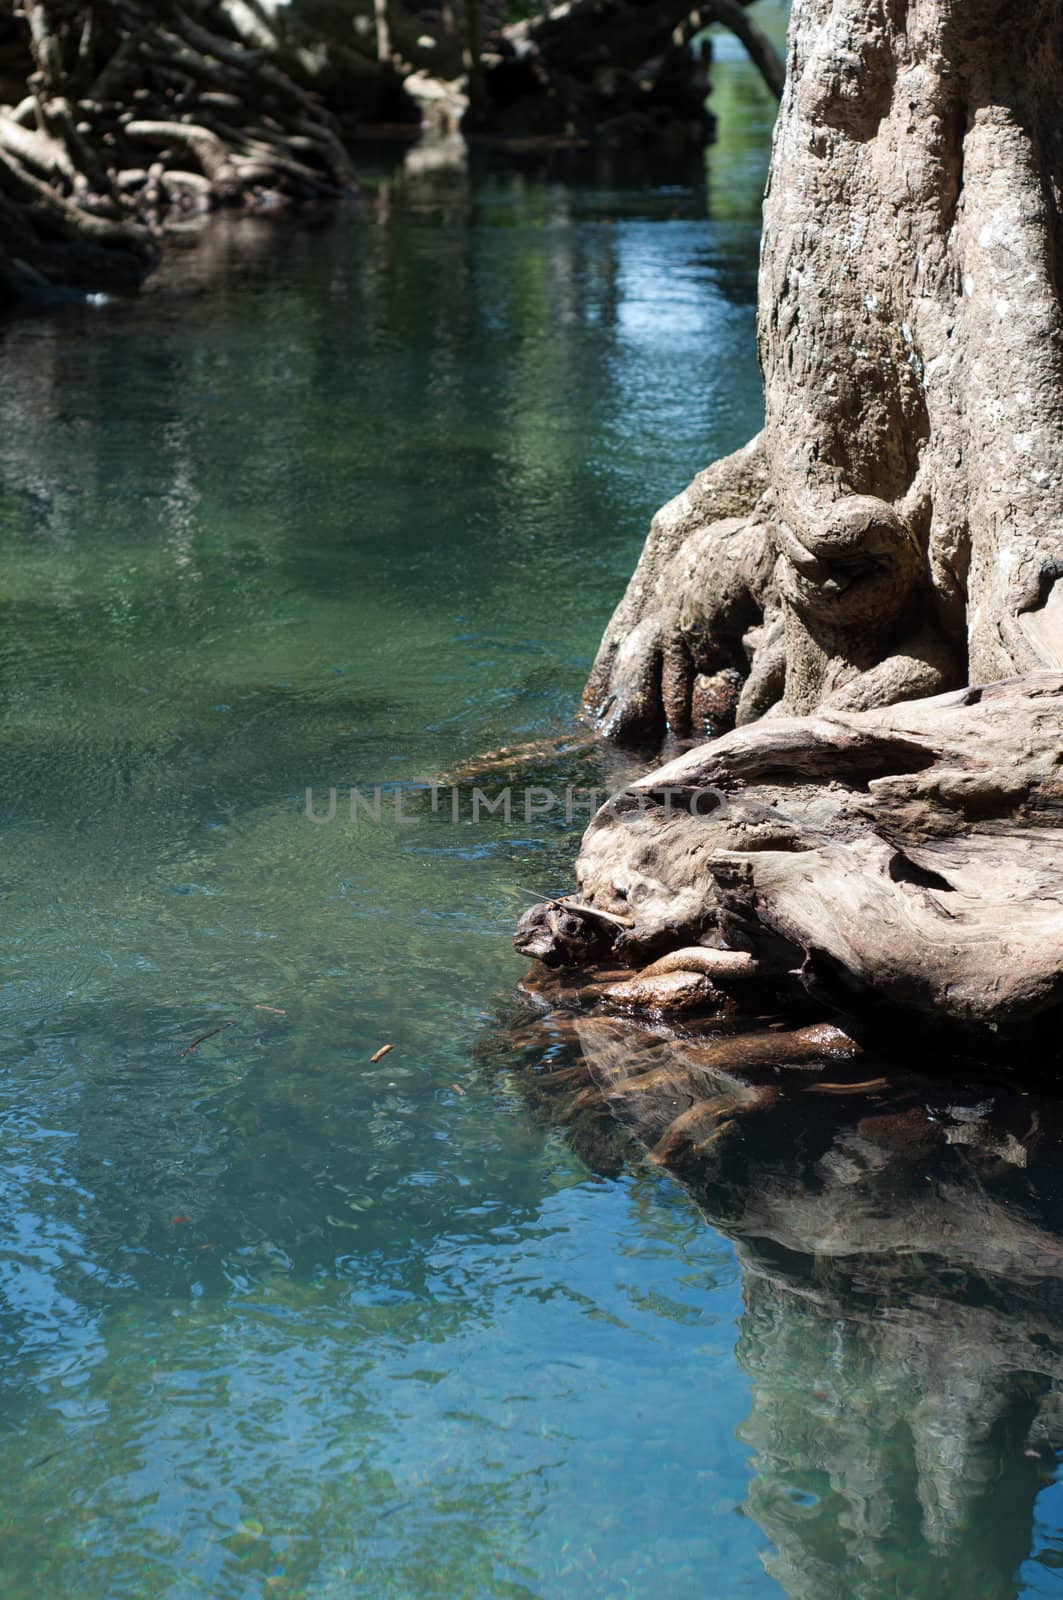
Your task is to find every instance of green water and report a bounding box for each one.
[4,24,1063,1600]
[0,62,778,1599]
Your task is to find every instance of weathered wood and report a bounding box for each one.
[517,674,1063,1031]
[0,0,356,301]
[548,0,1063,1040]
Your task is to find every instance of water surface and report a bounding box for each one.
[0,62,779,1600]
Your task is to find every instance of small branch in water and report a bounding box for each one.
[369,1044,395,1063]
[180,1022,236,1056]
[807,1077,890,1095]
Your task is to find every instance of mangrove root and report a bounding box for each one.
[518,673,1063,1034]
[0,0,355,302]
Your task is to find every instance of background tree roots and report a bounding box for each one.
[0,0,356,304]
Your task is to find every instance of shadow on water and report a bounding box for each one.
[488,990,1063,1598]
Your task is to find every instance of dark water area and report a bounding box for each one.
[3,19,1063,1598]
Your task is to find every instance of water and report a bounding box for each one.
[4,18,1063,1599]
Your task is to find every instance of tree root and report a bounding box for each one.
[520,673,1063,1034]
[0,0,356,302]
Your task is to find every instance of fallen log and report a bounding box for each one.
[477,0,783,148]
[515,673,1063,1033]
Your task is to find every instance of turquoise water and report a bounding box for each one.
[0,68,779,1600]
[5,22,1063,1599]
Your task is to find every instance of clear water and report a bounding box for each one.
[4,19,1062,1600]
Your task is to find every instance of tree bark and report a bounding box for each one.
[583,0,1063,742]
[518,673,1063,1030]
[524,0,1063,1033]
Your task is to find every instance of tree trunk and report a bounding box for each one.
[518,0,1063,1034]
[584,0,1063,742]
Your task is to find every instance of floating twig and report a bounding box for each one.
[369,1044,395,1063]
[180,1022,235,1056]
[808,1076,889,1095]
[255,1004,287,1015]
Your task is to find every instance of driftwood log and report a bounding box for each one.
[516,673,1063,1033]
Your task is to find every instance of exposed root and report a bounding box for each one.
[525,674,1063,1033]
[0,0,355,303]
[634,947,759,982]
[598,967,729,1018]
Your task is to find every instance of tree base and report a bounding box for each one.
[516,673,1063,1035]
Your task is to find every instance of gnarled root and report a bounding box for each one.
[546,673,1063,1034]
[0,0,356,302]
[597,967,731,1017]
[581,436,772,744]
[635,947,758,982]
[568,1014,861,1153]
[595,946,761,1016]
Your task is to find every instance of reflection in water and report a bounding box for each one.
[505,993,1063,1598]
[0,144,778,1595]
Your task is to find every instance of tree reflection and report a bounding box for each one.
[526,1001,1063,1597]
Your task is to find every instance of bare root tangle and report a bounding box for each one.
[0,0,790,302]
[0,0,356,303]
[567,1013,859,1155]
[486,0,783,147]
